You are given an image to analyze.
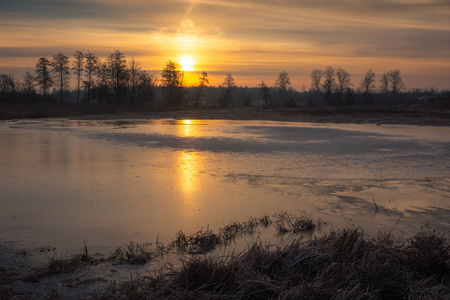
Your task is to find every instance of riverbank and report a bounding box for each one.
[2,214,449,299]
[1,105,449,126]
[73,107,450,126]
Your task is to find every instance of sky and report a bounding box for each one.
[1,0,450,90]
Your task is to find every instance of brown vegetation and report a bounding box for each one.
[2,213,450,299]
[100,228,450,299]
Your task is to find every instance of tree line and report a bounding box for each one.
[308,67,406,106]
[32,50,157,105]
[0,50,448,108]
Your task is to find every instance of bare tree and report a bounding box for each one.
[136,71,156,105]
[95,61,110,104]
[72,51,84,104]
[275,71,290,102]
[336,68,352,95]
[310,69,322,94]
[194,71,209,107]
[388,70,405,94]
[0,74,19,103]
[258,80,271,109]
[221,73,235,107]
[0,74,9,103]
[107,50,128,104]
[161,60,184,105]
[22,71,36,98]
[128,57,142,105]
[51,52,70,104]
[380,73,390,95]
[360,69,376,94]
[322,66,336,100]
[84,51,99,104]
[35,57,53,102]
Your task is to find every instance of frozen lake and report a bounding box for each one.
[1,119,449,253]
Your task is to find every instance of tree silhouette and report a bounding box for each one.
[96,62,110,104]
[360,69,376,94]
[136,71,156,105]
[161,60,184,105]
[389,70,405,95]
[23,71,36,98]
[258,80,271,109]
[194,71,209,107]
[310,69,322,92]
[35,57,53,102]
[310,69,322,101]
[128,57,142,105]
[84,51,99,104]
[360,69,376,104]
[221,73,235,107]
[0,75,9,103]
[322,66,336,103]
[336,68,352,95]
[107,50,127,104]
[0,74,19,103]
[10,50,419,110]
[275,71,290,103]
[380,73,390,96]
[72,51,84,104]
[51,52,70,104]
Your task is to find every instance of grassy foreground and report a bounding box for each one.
[106,230,450,299]
[1,213,450,299]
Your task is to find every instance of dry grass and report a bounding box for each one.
[219,222,245,245]
[22,241,96,282]
[104,228,450,299]
[8,213,450,299]
[172,213,277,253]
[22,240,162,283]
[110,242,154,265]
[171,228,222,254]
[273,211,324,234]
[22,254,92,283]
[259,213,272,228]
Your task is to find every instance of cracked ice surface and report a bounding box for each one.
[1,119,449,253]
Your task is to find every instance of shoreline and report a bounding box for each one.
[2,217,449,299]
[70,107,450,127]
[1,106,449,126]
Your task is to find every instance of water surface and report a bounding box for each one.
[1,119,449,252]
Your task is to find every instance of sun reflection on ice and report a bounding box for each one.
[180,119,200,137]
[177,120,204,215]
[179,151,200,195]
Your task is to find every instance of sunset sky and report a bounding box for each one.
[1,0,449,89]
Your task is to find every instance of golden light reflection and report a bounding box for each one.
[178,120,200,194]
[177,120,204,213]
[178,151,200,195]
[180,119,201,137]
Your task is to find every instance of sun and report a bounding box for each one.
[179,55,195,72]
